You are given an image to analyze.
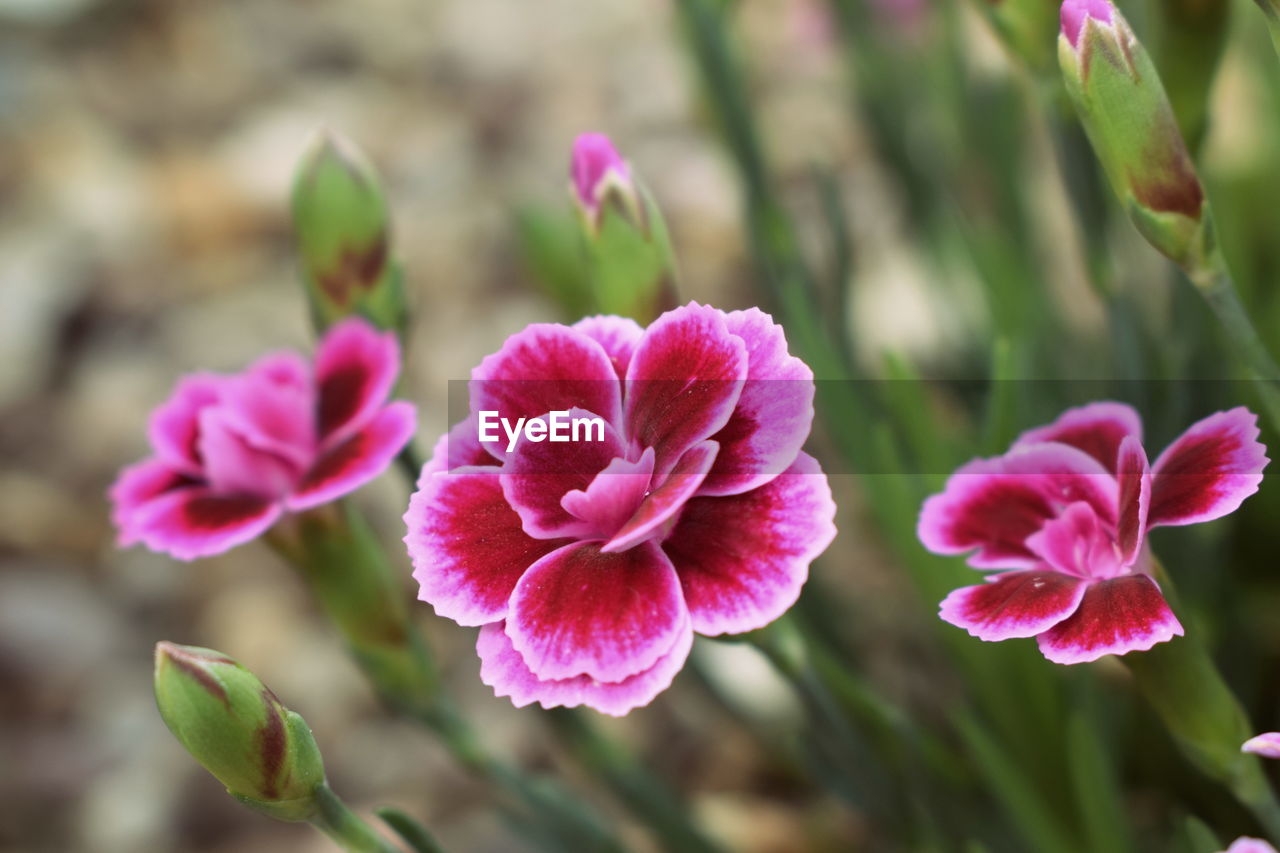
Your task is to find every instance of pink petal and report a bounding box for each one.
[1013,401,1142,473]
[1024,502,1122,580]
[506,541,687,682]
[477,618,692,717]
[603,440,718,553]
[561,448,656,540]
[1223,839,1279,853]
[133,488,282,561]
[624,303,747,475]
[1242,733,1280,760]
[147,373,225,476]
[939,570,1087,641]
[314,318,401,447]
[918,443,1117,569]
[662,452,836,635]
[1061,0,1115,49]
[1115,436,1150,565]
[1149,407,1269,527]
[499,409,628,539]
[198,408,301,500]
[418,416,499,485]
[219,352,316,470]
[406,468,568,626]
[697,308,815,497]
[470,324,623,461]
[109,458,198,546]
[572,315,644,380]
[287,402,416,511]
[1036,574,1183,664]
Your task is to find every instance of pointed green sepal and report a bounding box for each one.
[154,642,325,821]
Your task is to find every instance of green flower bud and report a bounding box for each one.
[569,133,678,324]
[1059,0,1212,272]
[154,642,325,821]
[291,130,407,334]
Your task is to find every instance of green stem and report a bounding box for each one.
[545,710,724,853]
[1187,256,1280,432]
[747,620,897,817]
[376,807,447,853]
[310,784,404,853]
[266,506,623,853]
[1125,565,1280,842]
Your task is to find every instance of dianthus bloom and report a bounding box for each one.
[111,318,416,560]
[919,403,1267,664]
[404,303,836,715]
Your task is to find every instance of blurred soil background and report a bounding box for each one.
[0,0,904,850]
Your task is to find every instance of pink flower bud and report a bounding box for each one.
[1060,0,1114,48]
[570,133,632,217]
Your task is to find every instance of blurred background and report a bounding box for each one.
[5,0,1280,850]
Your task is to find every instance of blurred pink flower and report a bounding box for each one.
[110,318,416,560]
[919,403,1267,664]
[1243,732,1280,759]
[404,303,835,715]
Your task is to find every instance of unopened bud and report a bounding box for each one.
[154,642,325,821]
[570,133,640,232]
[1058,0,1211,271]
[568,133,677,323]
[291,130,406,334]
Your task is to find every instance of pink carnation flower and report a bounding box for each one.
[919,402,1267,664]
[404,303,836,716]
[110,318,417,560]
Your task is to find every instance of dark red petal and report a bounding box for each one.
[939,570,1087,641]
[288,402,416,511]
[1013,401,1142,472]
[1149,407,1269,527]
[624,303,747,476]
[1115,436,1150,564]
[507,541,687,682]
[135,489,282,561]
[405,469,568,626]
[1036,574,1183,664]
[662,452,836,635]
[314,318,400,445]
